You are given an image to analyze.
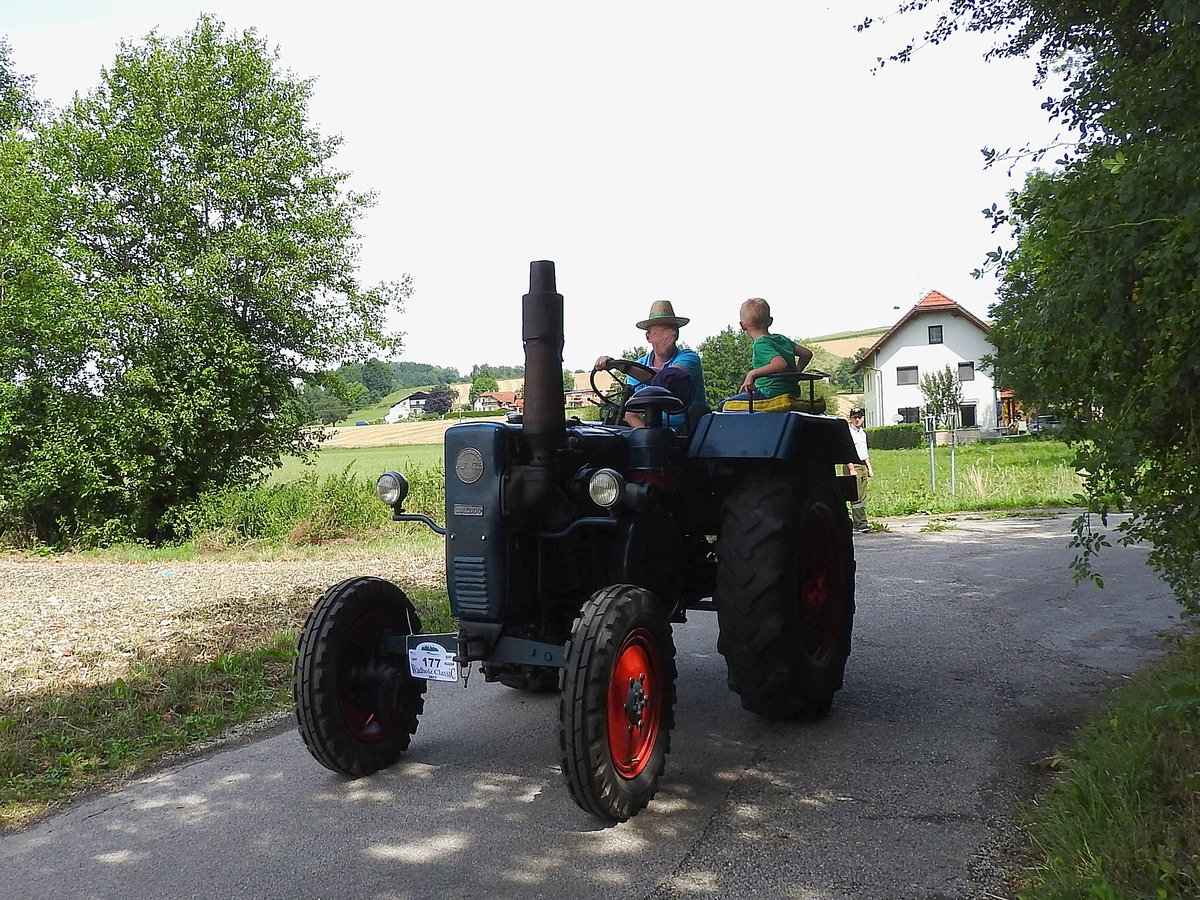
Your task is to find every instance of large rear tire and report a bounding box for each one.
[715,472,855,719]
[559,584,676,822]
[294,576,427,776]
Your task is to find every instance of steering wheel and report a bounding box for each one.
[590,358,657,424]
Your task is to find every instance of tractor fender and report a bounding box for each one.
[687,411,859,466]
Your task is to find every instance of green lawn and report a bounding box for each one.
[869,439,1081,517]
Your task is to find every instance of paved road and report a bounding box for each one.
[1,514,1183,899]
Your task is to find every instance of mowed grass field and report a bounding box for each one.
[318,416,504,448]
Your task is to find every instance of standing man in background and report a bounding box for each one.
[847,407,873,534]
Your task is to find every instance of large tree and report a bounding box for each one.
[424,384,455,416]
[871,2,1200,610]
[0,18,410,545]
[697,327,753,408]
[468,365,500,405]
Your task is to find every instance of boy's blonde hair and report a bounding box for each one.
[740,297,773,330]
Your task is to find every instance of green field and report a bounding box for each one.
[268,436,1081,522]
[269,444,443,483]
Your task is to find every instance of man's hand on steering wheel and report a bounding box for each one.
[590,356,657,421]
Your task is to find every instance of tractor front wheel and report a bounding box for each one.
[559,584,677,822]
[294,576,426,776]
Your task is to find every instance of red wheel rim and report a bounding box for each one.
[797,502,847,664]
[338,610,406,743]
[607,628,661,779]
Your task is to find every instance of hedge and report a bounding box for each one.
[866,423,924,450]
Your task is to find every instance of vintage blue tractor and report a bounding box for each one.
[294,261,859,822]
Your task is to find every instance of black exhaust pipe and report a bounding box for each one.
[516,260,565,510]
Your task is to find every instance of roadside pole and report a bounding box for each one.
[924,415,936,493]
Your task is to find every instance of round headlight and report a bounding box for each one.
[455,447,485,484]
[376,471,409,507]
[587,468,625,509]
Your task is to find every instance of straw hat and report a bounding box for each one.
[636,300,689,330]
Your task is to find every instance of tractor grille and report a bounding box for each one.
[452,556,489,616]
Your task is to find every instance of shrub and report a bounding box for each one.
[866,423,924,450]
[163,463,448,546]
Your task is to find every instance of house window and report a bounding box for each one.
[959,403,977,428]
[896,366,918,385]
[958,361,975,381]
[928,325,943,344]
[897,407,921,424]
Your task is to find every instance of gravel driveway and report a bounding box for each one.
[0,546,445,699]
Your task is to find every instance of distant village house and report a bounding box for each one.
[854,291,1000,435]
[384,391,430,423]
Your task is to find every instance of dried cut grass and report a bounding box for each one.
[0,549,444,701]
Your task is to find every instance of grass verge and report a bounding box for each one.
[1017,633,1200,898]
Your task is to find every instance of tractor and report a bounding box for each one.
[293,260,860,822]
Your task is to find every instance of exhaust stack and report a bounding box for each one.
[516,260,565,510]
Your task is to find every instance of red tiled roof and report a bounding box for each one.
[915,290,955,308]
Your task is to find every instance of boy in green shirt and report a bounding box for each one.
[734,297,814,399]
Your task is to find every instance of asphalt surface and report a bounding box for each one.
[1,513,1184,900]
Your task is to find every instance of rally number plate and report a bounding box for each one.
[408,640,460,683]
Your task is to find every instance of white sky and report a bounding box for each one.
[6,2,1061,374]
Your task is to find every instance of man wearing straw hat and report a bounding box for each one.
[594,300,707,429]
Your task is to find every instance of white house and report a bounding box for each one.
[385,391,431,423]
[854,291,999,434]
[472,391,518,413]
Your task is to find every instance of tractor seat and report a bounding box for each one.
[721,369,829,415]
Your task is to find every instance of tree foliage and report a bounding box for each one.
[424,385,455,415]
[877,2,1200,611]
[828,349,867,393]
[472,362,523,381]
[468,366,500,404]
[0,17,409,545]
[697,327,753,408]
[919,365,964,428]
[389,361,461,389]
[0,37,41,130]
[698,327,832,409]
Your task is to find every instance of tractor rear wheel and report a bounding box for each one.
[294,576,426,776]
[715,472,855,719]
[559,584,676,822]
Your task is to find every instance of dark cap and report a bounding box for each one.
[849,407,866,418]
[650,365,695,408]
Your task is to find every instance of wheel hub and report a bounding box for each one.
[607,629,661,779]
[624,675,647,727]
